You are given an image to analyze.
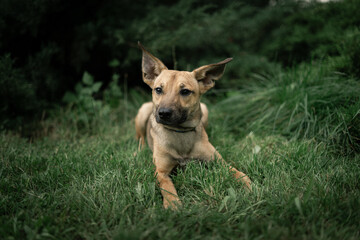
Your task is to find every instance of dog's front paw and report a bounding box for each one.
[163,198,182,210]
[243,178,252,192]
[133,151,139,157]
[232,169,252,192]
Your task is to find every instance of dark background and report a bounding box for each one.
[1,0,359,131]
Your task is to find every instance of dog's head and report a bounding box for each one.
[139,42,232,128]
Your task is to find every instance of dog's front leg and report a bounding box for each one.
[153,154,181,209]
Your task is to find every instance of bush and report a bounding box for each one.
[329,28,360,78]
[62,72,109,132]
[262,0,360,66]
[59,71,148,136]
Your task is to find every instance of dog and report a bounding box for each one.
[135,42,251,209]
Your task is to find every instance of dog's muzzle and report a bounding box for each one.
[156,107,187,126]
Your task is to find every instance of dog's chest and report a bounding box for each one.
[150,116,201,161]
[162,131,196,156]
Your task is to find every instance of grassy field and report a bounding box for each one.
[1,62,360,239]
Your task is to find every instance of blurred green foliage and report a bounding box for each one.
[0,0,359,131]
[62,72,108,130]
[0,55,38,130]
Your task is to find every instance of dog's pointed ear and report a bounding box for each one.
[193,58,233,94]
[138,42,167,88]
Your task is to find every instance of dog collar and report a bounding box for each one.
[164,126,196,133]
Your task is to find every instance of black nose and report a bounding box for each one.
[158,108,173,120]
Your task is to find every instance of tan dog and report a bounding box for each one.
[135,42,251,209]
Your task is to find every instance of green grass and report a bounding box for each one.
[1,62,360,239]
[213,63,360,154]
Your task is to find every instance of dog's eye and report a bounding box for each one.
[155,87,163,94]
[180,89,192,96]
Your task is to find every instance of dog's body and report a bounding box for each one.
[135,43,251,209]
